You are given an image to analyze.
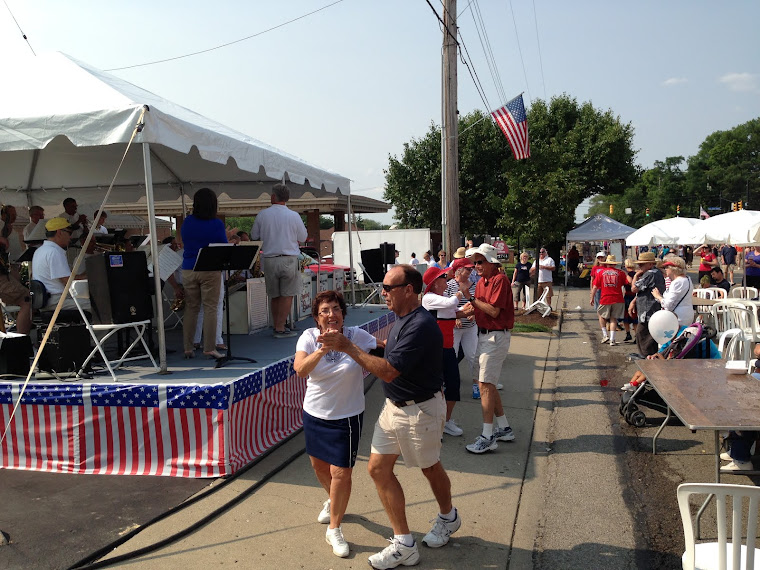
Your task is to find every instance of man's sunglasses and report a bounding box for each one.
[473,260,486,265]
[382,283,408,292]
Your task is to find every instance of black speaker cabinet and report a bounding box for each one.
[37,324,91,373]
[0,335,33,376]
[379,242,396,265]
[360,249,385,283]
[85,252,154,324]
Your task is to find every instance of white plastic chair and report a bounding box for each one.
[70,280,159,381]
[695,289,716,300]
[730,287,759,300]
[677,482,760,570]
[524,286,551,317]
[719,330,753,372]
[707,287,728,300]
[711,302,760,347]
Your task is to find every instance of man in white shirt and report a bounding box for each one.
[529,247,556,307]
[32,217,89,310]
[0,205,31,333]
[251,183,308,338]
[23,205,45,242]
[57,198,89,266]
[409,253,419,266]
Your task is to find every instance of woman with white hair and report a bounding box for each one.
[651,256,694,327]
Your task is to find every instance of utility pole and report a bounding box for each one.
[441,0,459,255]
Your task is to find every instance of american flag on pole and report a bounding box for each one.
[491,94,531,160]
[700,206,710,219]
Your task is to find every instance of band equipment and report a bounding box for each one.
[86,251,153,324]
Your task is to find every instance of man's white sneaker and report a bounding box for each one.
[493,426,515,442]
[465,434,498,454]
[720,451,732,461]
[443,419,463,436]
[368,538,420,569]
[422,509,461,547]
[325,526,349,558]
[609,340,618,346]
[721,459,754,471]
[496,383,504,390]
[317,499,330,524]
[600,337,609,344]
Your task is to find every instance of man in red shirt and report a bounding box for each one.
[590,255,628,346]
[461,244,515,454]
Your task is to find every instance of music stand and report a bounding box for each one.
[193,244,260,368]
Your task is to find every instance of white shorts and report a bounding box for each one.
[476,330,511,385]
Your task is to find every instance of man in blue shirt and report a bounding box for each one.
[319,265,460,568]
[720,244,738,285]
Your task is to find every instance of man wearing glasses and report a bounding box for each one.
[461,244,515,454]
[530,247,556,308]
[318,264,460,568]
[31,217,89,311]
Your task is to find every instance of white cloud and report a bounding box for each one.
[719,72,759,92]
[662,77,688,87]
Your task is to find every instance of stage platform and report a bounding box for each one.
[0,305,394,479]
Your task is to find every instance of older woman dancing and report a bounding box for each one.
[294,290,383,558]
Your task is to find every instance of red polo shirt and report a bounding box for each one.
[472,272,514,330]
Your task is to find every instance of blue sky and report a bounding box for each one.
[2,0,758,225]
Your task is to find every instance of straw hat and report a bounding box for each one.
[633,251,657,264]
[600,255,620,265]
[453,247,467,259]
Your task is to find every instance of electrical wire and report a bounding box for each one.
[2,0,35,55]
[471,0,507,105]
[507,0,532,103]
[105,0,345,71]
[532,0,547,101]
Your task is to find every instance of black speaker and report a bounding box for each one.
[37,324,91,373]
[85,252,154,324]
[379,242,396,265]
[0,335,33,375]
[360,249,385,283]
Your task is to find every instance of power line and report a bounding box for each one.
[507,0,532,103]
[105,0,345,71]
[532,0,547,100]
[2,0,35,55]
[470,0,507,105]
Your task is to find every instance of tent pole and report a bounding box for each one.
[346,187,356,307]
[142,142,168,373]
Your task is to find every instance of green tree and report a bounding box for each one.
[383,94,638,245]
[319,215,334,229]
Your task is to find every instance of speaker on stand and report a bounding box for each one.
[360,248,385,284]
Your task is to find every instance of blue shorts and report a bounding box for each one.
[303,411,363,468]
[442,347,461,402]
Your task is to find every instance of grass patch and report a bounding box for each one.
[513,323,551,333]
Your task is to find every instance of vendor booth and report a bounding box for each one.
[565,214,636,286]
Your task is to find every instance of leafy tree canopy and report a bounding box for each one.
[384,93,637,245]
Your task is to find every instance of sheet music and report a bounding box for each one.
[157,245,183,280]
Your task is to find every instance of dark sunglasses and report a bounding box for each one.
[382,282,408,292]
[473,260,486,265]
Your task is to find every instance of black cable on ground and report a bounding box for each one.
[68,375,380,569]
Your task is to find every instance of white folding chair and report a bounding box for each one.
[678,482,760,570]
[719,330,753,372]
[0,300,20,332]
[524,286,551,317]
[730,287,759,300]
[70,280,159,381]
[161,287,183,330]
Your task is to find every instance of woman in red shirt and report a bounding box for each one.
[695,244,718,281]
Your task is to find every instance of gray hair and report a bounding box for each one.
[272,183,290,203]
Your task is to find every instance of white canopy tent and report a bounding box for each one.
[625,217,701,247]
[565,214,637,286]
[0,52,351,372]
[684,210,760,246]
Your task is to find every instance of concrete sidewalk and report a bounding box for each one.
[98,310,559,569]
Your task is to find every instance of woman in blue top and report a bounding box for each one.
[180,188,228,359]
[511,252,532,310]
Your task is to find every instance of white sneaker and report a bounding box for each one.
[422,509,461,547]
[493,426,515,441]
[317,499,330,524]
[600,337,609,344]
[465,434,498,454]
[496,383,504,390]
[720,451,732,461]
[621,383,636,392]
[721,459,754,471]
[609,340,618,346]
[368,538,420,569]
[325,526,349,558]
[443,419,463,436]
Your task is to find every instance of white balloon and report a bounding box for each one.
[649,310,680,345]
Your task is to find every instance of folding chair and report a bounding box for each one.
[677,482,760,570]
[162,287,184,330]
[70,280,159,381]
[730,286,759,300]
[358,262,383,307]
[524,286,551,317]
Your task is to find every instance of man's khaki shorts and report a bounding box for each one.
[477,330,511,385]
[371,392,445,469]
[724,263,736,274]
[261,255,300,298]
[597,302,624,320]
[538,282,553,298]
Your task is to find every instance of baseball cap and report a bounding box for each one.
[45,217,74,232]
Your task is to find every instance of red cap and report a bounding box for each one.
[450,257,475,271]
[422,266,449,293]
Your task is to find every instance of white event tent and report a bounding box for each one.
[625,217,701,247]
[0,52,351,372]
[684,210,760,246]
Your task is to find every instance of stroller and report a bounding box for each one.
[619,322,716,427]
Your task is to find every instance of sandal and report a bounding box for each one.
[204,350,225,360]
[193,343,202,350]
[183,351,194,359]
[216,344,228,351]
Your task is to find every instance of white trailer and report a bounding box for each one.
[332,228,432,282]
